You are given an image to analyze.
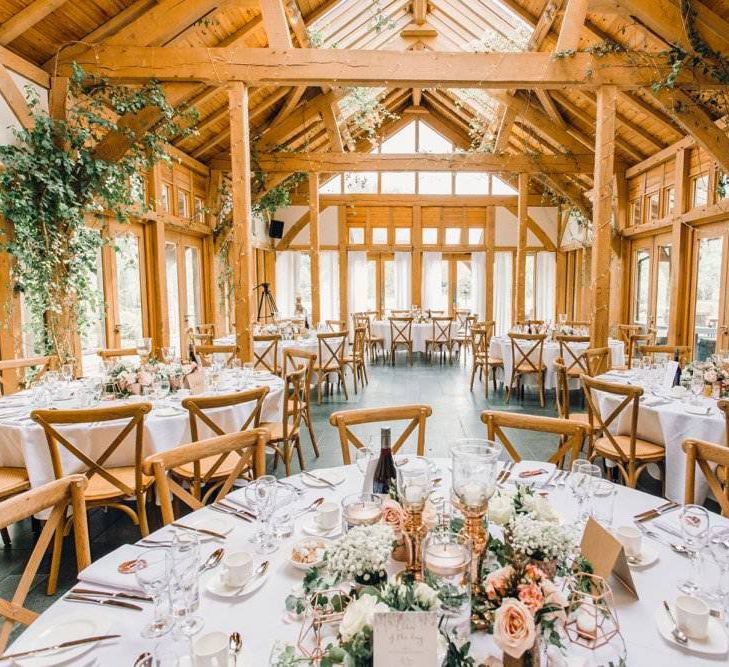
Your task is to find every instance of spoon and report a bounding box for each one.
[663,600,688,645]
[233,560,269,595]
[133,652,153,667]
[229,632,242,666]
[293,497,325,519]
[671,543,691,556]
[199,547,224,573]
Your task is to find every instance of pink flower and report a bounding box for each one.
[381,499,403,534]
[540,580,567,623]
[137,371,154,386]
[484,565,514,600]
[524,563,545,582]
[494,598,536,659]
[517,582,544,614]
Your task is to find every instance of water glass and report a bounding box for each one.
[355,447,374,477]
[678,504,710,595]
[591,479,617,527]
[134,548,172,638]
[568,459,593,522]
[691,372,705,405]
[161,346,176,363]
[271,508,293,540]
[136,337,153,359]
[170,532,204,636]
[61,363,74,384]
[708,527,729,620]
[245,475,278,553]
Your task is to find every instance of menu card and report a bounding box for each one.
[185,369,205,394]
[580,518,638,598]
[372,612,438,667]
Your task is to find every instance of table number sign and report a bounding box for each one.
[184,369,205,394]
[580,518,638,598]
[372,611,438,667]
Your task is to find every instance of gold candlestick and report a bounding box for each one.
[401,506,426,579]
[452,495,489,589]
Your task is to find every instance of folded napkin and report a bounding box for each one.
[640,396,669,407]
[77,544,148,593]
[226,484,305,513]
[652,506,684,538]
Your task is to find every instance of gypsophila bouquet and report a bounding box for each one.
[488,485,561,526]
[327,524,394,584]
[506,515,576,567]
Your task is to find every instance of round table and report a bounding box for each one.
[215,335,320,366]
[9,458,728,665]
[594,368,726,503]
[371,321,455,354]
[0,372,284,491]
[489,336,625,390]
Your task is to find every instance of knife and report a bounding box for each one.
[635,503,681,523]
[634,500,677,521]
[0,634,121,661]
[172,522,227,540]
[302,470,336,489]
[65,595,142,611]
[71,588,152,602]
[216,500,256,519]
[209,505,253,523]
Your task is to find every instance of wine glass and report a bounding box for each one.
[136,337,153,360]
[580,463,602,519]
[355,447,374,478]
[170,532,204,636]
[568,459,592,522]
[61,363,74,384]
[678,504,710,594]
[245,475,278,554]
[708,527,729,623]
[691,371,705,405]
[134,549,172,638]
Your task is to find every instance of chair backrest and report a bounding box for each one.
[518,319,544,326]
[0,475,90,650]
[283,347,317,403]
[352,326,367,359]
[508,333,546,373]
[326,320,346,332]
[471,325,489,358]
[329,404,432,465]
[627,331,656,363]
[637,345,693,364]
[584,346,611,376]
[391,310,411,317]
[555,334,590,374]
[553,357,571,420]
[682,438,729,517]
[193,323,216,343]
[389,317,413,344]
[281,365,306,440]
[565,320,590,328]
[253,334,280,374]
[194,344,238,368]
[31,403,152,497]
[616,324,642,345]
[455,309,470,329]
[143,430,269,525]
[182,386,269,441]
[717,400,729,446]
[317,331,347,370]
[430,317,453,344]
[97,348,137,361]
[482,411,588,467]
[581,374,643,463]
[0,355,58,395]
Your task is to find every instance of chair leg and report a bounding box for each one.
[47,523,64,596]
[469,364,477,391]
[283,442,292,477]
[295,437,305,471]
[304,406,319,457]
[137,492,150,537]
[505,372,516,404]
[362,361,369,385]
[340,369,349,400]
[317,374,322,405]
[0,527,10,546]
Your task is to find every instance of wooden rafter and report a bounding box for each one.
[555,0,589,53]
[0,0,68,45]
[506,206,556,251]
[0,63,32,129]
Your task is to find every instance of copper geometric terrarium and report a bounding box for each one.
[297,588,352,661]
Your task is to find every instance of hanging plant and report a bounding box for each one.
[0,64,198,364]
[340,88,399,146]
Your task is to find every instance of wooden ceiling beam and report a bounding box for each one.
[555,0,589,52]
[0,63,32,129]
[0,44,49,87]
[527,0,563,50]
[412,0,428,24]
[0,0,68,45]
[58,49,702,89]
[535,90,565,127]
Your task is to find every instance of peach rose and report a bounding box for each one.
[484,565,514,600]
[517,582,544,614]
[540,580,567,623]
[524,563,546,583]
[381,499,403,533]
[494,598,537,659]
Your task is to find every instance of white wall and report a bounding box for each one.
[0,70,47,146]
[494,206,558,247]
[274,205,338,246]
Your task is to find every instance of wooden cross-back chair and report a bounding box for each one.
[329,404,433,465]
[506,333,547,407]
[283,348,319,457]
[354,312,385,363]
[470,325,501,398]
[342,326,369,393]
[389,317,414,366]
[326,320,346,332]
[453,314,477,361]
[482,411,589,469]
[179,386,269,502]
[0,355,58,396]
[553,358,594,436]
[190,323,216,346]
[454,309,471,331]
[313,331,349,404]
[260,365,307,475]
[194,344,238,368]
[616,324,641,344]
[637,345,693,365]
[581,374,665,490]
[518,320,544,327]
[253,334,281,375]
[391,310,411,317]
[97,347,137,361]
[565,320,590,328]
[425,317,454,364]
[555,334,591,378]
[682,438,729,517]
[627,331,656,365]
[584,347,611,376]
[31,403,154,538]
[143,429,269,526]
[0,476,90,647]
[717,400,729,445]
[0,465,30,547]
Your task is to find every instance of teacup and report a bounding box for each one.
[675,595,710,639]
[314,502,339,531]
[616,526,642,558]
[222,551,253,587]
[192,631,228,666]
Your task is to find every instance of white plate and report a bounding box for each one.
[206,568,269,598]
[655,603,728,656]
[16,615,112,667]
[627,544,658,568]
[301,515,342,539]
[685,405,713,416]
[507,461,556,486]
[300,469,346,488]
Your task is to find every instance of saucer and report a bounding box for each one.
[206,568,269,598]
[301,515,342,538]
[655,603,728,655]
[627,544,658,568]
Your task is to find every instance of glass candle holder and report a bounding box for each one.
[396,459,431,577]
[422,529,472,646]
[450,439,500,586]
[341,493,383,532]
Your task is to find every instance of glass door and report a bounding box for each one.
[629,234,672,343]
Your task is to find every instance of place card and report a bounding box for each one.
[361,458,377,494]
[580,518,638,598]
[185,369,205,394]
[663,361,679,389]
[372,611,438,667]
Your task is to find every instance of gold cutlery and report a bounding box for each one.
[209,505,253,523]
[634,500,677,521]
[65,594,142,611]
[70,588,151,602]
[171,522,227,540]
[635,503,680,523]
[0,635,121,661]
[216,500,256,519]
[302,470,336,489]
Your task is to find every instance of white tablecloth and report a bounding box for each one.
[10,458,728,665]
[0,374,283,491]
[371,321,455,354]
[488,337,625,390]
[594,370,726,502]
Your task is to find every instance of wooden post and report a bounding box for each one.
[338,206,348,321]
[609,165,628,330]
[555,0,589,53]
[412,205,422,307]
[515,173,529,323]
[144,219,169,356]
[590,85,617,347]
[669,147,690,345]
[309,173,320,326]
[485,206,495,322]
[228,82,254,361]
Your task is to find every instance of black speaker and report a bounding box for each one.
[269,219,284,239]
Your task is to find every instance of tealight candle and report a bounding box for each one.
[424,542,468,577]
[458,481,489,508]
[341,493,383,530]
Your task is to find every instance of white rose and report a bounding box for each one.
[339,594,389,641]
[489,495,516,526]
[521,495,560,524]
[414,582,440,609]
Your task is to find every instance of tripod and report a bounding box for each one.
[254,282,279,322]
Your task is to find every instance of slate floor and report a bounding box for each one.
[0,351,660,630]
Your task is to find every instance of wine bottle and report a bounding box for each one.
[672,353,683,387]
[372,427,396,496]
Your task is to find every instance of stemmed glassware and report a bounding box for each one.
[134,548,173,638]
[678,504,710,594]
[170,532,204,637]
[61,363,74,384]
[355,447,374,478]
[568,459,595,523]
[708,527,729,626]
[245,475,278,554]
[136,337,153,361]
[691,371,705,405]
[396,458,432,576]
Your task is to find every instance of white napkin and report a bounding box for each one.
[77,544,148,593]
[226,485,305,512]
[652,507,684,538]
[640,396,669,407]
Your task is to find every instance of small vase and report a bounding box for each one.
[502,639,541,667]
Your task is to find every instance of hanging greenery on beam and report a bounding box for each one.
[0,64,198,365]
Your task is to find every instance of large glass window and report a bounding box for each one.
[418,171,451,194]
[367,260,377,312]
[633,249,651,326]
[381,172,415,193]
[345,172,377,193]
[655,245,671,344]
[384,260,396,311]
[456,260,472,310]
[166,243,181,353]
[114,233,144,347]
[524,253,535,319]
[455,172,489,194]
[184,247,202,331]
[693,236,723,358]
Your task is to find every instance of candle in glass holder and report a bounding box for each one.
[341,493,382,530]
[424,541,469,576]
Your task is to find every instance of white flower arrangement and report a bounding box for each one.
[327,524,395,580]
[507,514,576,563]
[489,485,560,526]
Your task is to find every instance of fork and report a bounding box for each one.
[497,462,515,486]
[547,470,565,487]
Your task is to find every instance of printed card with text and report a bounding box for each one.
[372,611,439,667]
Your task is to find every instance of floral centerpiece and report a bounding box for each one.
[381,499,407,561]
[104,360,195,397]
[327,524,394,586]
[684,359,729,397]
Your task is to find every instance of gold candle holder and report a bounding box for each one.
[396,457,432,579]
[401,506,426,579]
